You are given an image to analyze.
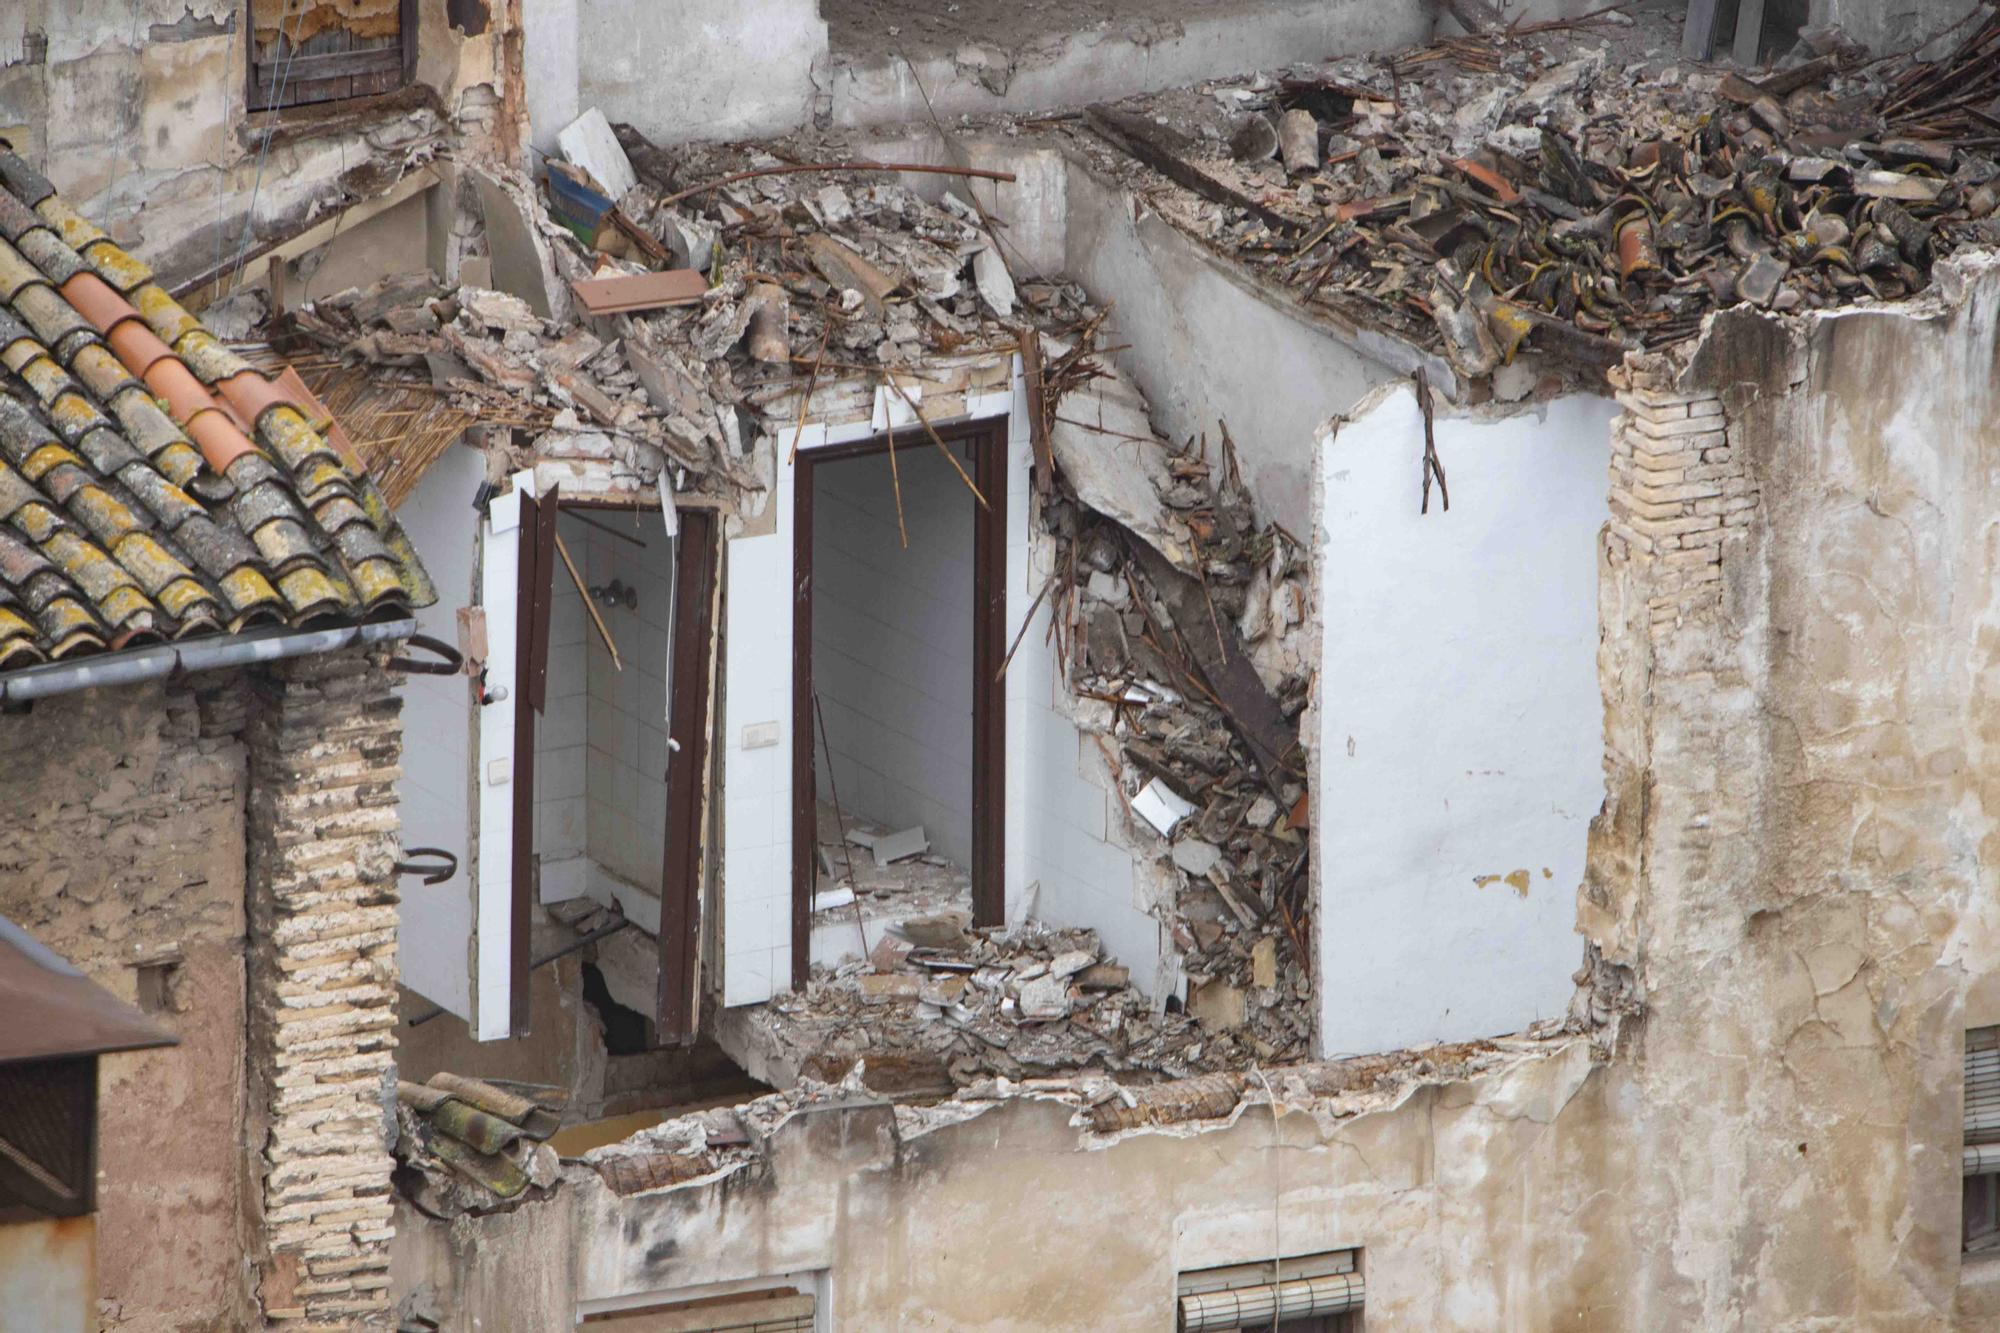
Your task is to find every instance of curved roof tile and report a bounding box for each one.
[0,151,434,669]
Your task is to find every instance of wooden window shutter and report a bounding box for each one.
[246,0,416,111]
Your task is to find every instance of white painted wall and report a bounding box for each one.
[575,0,827,149]
[1061,163,1432,541]
[522,0,581,157]
[392,443,484,1020]
[1314,387,1613,1053]
[536,516,588,897]
[580,517,675,895]
[812,446,976,867]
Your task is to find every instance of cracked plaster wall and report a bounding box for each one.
[395,1040,1645,1331]
[0,0,520,289]
[1582,255,2000,1327]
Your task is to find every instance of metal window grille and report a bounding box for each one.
[0,1056,97,1221]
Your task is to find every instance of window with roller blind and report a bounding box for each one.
[1967,1027,2000,1254]
[1175,1250,1364,1332]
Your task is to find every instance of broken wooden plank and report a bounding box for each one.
[570,268,707,316]
[801,233,899,317]
[1084,105,1300,234]
[1124,536,1298,788]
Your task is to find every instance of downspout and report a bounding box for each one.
[0,619,419,704]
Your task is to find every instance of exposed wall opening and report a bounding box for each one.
[791,418,1008,982]
[533,506,675,941]
[246,0,418,112]
[531,503,720,1047]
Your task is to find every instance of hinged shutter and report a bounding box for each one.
[472,470,556,1041]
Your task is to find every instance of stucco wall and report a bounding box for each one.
[395,1041,1633,1331]
[0,677,258,1332]
[1582,256,2000,1327]
[1315,388,1613,1053]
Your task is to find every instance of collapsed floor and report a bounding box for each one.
[253,0,2000,1229]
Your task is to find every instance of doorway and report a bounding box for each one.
[527,502,718,1046]
[791,418,1008,985]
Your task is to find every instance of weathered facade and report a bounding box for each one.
[7,1,2000,1330]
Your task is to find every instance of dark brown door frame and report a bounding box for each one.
[657,510,719,1045]
[518,498,719,1043]
[510,483,560,1038]
[791,417,1009,988]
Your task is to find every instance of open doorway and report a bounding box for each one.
[525,501,718,1047]
[791,418,1008,983]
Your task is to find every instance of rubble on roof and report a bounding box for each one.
[1059,5,2000,393]
[393,1072,566,1217]
[282,133,1099,514]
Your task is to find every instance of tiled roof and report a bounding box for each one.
[0,149,434,672]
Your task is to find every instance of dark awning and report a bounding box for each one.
[0,916,177,1064]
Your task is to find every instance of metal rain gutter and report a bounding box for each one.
[0,618,419,704]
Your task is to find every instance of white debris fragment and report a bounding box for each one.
[1132,778,1197,837]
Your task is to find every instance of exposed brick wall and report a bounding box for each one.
[1583,352,1767,1037]
[246,647,406,1330]
[1603,360,1758,634]
[0,676,259,1331]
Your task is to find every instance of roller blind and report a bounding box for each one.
[1179,1272,1366,1332]
[1967,1028,2000,1176]
[1176,1251,1362,1332]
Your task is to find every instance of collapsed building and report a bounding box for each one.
[5,0,2000,1329]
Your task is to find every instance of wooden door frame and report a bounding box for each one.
[791,418,1009,987]
[657,509,719,1045]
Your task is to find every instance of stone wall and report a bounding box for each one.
[0,676,258,1332]
[247,647,407,1329]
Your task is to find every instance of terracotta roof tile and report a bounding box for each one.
[0,151,433,669]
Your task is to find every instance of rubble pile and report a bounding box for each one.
[1040,331,1317,1064]
[392,1072,565,1217]
[283,131,1097,508]
[753,920,1260,1092]
[1069,6,2000,390]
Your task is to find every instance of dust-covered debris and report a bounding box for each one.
[1057,5,2000,394]
[392,1072,565,1218]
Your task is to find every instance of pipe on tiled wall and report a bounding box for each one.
[0,618,416,703]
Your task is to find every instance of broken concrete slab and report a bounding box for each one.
[875,826,930,865]
[556,107,638,203]
[471,167,572,322]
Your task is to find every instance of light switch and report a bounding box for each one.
[742,721,780,750]
[487,757,513,786]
